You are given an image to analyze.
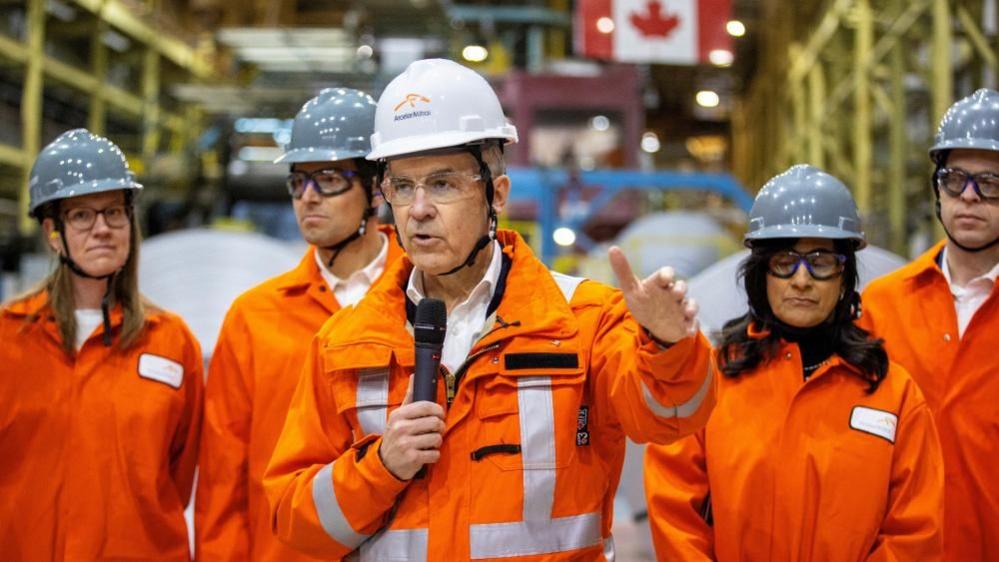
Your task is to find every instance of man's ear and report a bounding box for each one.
[491,174,511,216]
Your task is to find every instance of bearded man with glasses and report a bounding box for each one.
[860,89,999,562]
[196,88,403,562]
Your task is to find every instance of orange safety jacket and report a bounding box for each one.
[645,328,944,562]
[860,240,999,562]
[264,229,715,561]
[196,227,403,562]
[0,290,203,561]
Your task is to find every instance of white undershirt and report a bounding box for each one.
[406,241,503,373]
[316,232,388,308]
[940,246,999,337]
[74,309,103,350]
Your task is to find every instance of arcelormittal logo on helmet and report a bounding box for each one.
[393,93,432,122]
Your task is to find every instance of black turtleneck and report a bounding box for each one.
[772,320,837,379]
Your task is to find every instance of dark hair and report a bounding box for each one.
[717,238,888,393]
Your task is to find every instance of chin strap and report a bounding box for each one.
[323,206,373,269]
[55,220,116,347]
[439,143,498,276]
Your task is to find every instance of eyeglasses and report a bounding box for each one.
[768,250,846,280]
[62,205,131,231]
[935,167,999,201]
[382,171,482,206]
[286,168,359,199]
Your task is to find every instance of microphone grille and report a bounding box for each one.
[414,298,447,345]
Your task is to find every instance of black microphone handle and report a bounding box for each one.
[413,343,442,403]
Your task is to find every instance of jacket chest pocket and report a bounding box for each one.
[472,355,586,472]
[329,367,401,440]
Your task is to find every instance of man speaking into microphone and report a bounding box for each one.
[265,59,716,561]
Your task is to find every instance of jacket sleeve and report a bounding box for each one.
[169,322,204,507]
[589,290,715,444]
[195,307,254,561]
[644,432,714,561]
[866,393,944,562]
[263,332,410,559]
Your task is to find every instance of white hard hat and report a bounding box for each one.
[367,58,518,161]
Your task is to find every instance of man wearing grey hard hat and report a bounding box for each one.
[195,88,402,562]
[860,89,999,561]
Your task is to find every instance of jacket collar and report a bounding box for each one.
[899,239,947,283]
[276,224,404,292]
[333,229,579,352]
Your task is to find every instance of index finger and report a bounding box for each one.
[608,246,640,293]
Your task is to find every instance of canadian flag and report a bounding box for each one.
[576,0,732,65]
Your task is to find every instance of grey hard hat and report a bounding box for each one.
[275,88,377,164]
[28,128,142,217]
[744,164,866,249]
[929,88,999,163]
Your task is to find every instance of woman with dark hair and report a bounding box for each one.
[0,129,203,560]
[644,165,944,561]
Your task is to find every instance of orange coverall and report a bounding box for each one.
[0,290,203,561]
[264,229,716,561]
[860,240,999,561]
[196,229,403,561]
[645,330,944,562]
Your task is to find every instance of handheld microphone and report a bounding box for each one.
[413,298,446,403]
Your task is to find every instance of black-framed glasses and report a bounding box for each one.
[935,167,999,201]
[382,171,482,206]
[768,250,846,280]
[62,205,131,231]
[286,168,359,199]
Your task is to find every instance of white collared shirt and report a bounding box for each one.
[406,241,503,373]
[940,245,999,337]
[316,232,389,308]
[74,309,103,350]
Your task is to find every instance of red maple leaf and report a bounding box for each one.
[629,0,681,38]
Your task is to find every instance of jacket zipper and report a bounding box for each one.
[445,343,501,406]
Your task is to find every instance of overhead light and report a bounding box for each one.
[726,20,746,37]
[553,227,577,247]
[695,90,720,108]
[641,132,661,153]
[590,115,610,131]
[596,17,615,34]
[356,44,373,59]
[708,49,734,67]
[462,45,488,63]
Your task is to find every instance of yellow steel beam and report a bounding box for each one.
[790,0,851,82]
[71,0,213,78]
[808,62,826,168]
[888,0,908,255]
[88,19,109,135]
[821,0,931,122]
[956,5,998,69]
[0,143,26,168]
[931,0,952,241]
[19,0,43,235]
[141,47,161,160]
[853,0,873,213]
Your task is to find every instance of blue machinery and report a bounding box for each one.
[505,167,755,265]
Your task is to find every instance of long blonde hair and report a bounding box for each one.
[22,206,147,355]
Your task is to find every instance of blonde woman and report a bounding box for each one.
[0,129,203,561]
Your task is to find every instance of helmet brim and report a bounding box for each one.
[274,148,369,164]
[366,129,517,161]
[744,225,867,250]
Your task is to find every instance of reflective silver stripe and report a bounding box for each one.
[359,528,428,562]
[312,463,369,548]
[550,271,586,302]
[469,512,602,559]
[356,368,389,435]
[603,535,616,561]
[641,363,713,419]
[518,375,556,520]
